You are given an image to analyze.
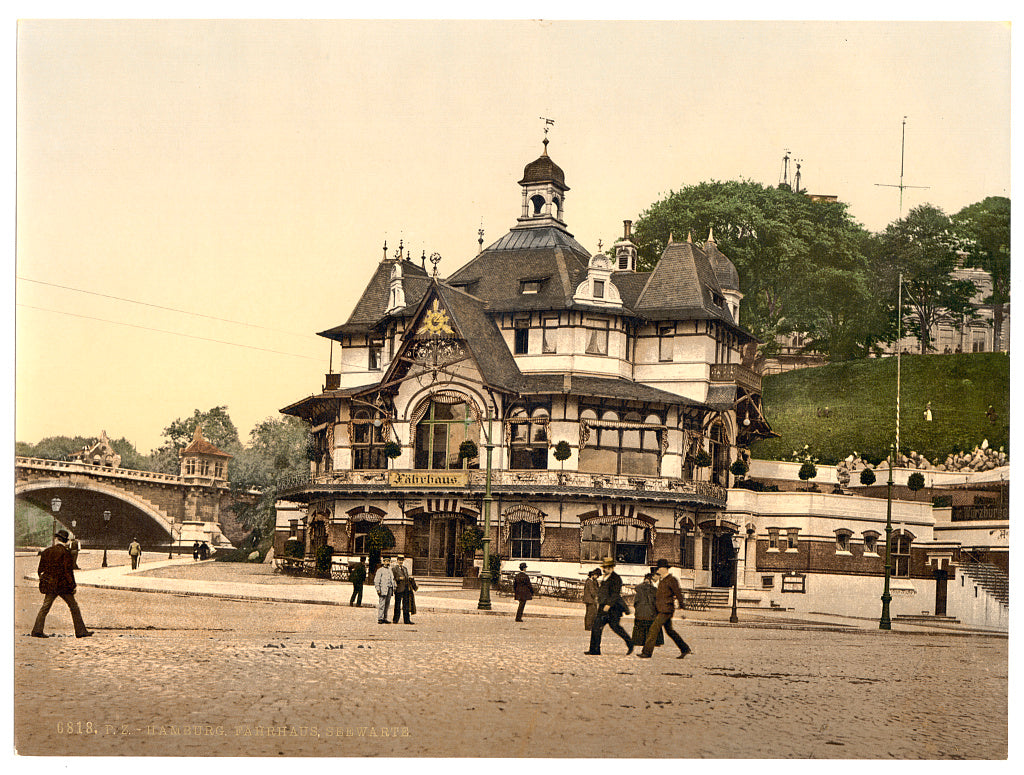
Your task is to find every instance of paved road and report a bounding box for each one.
[13,555,1008,759]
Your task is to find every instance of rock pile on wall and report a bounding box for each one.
[835,441,1007,476]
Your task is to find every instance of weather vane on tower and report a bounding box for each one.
[539,116,555,150]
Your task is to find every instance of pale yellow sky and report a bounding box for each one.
[14,19,1012,453]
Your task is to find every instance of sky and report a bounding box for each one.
[13,18,1013,454]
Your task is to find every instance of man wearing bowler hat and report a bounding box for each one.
[638,558,691,659]
[31,530,93,638]
[584,557,633,655]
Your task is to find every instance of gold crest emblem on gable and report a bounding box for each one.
[417,300,454,337]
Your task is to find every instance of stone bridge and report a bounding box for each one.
[15,456,255,550]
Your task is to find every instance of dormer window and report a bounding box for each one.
[593,280,605,299]
[521,279,543,294]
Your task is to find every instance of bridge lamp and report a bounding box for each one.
[50,497,62,541]
[102,510,111,568]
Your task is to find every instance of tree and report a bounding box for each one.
[875,205,978,354]
[553,440,572,469]
[229,415,311,537]
[859,467,877,486]
[953,196,1010,351]
[632,180,875,359]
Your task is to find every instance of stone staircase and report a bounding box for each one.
[893,613,962,625]
[692,587,733,609]
[958,559,1009,606]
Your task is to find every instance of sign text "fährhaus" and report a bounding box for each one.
[388,470,469,488]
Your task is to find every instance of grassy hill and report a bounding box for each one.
[750,353,1010,465]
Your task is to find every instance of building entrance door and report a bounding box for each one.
[416,514,468,577]
[934,570,948,616]
[710,532,736,588]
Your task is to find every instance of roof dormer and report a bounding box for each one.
[573,251,622,308]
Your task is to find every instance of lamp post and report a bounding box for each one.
[102,510,111,568]
[729,532,742,623]
[477,411,495,610]
[50,497,62,542]
[879,446,894,629]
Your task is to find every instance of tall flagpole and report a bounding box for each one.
[896,272,902,456]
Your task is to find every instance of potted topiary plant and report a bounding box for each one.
[314,544,334,579]
[798,461,818,490]
[458,440,478,467]
[553,440,572,469]
[692,449,712,480]
[457,524,484,556]
[730,459,749,482]
[859,467,877,486]
[907,471,926,500]
[383,441,402,468]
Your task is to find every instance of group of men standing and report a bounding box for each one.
[584,557,691,659]
[371,555,416,624]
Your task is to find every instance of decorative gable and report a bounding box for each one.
[573,253,622,308]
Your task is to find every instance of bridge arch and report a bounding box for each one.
[16,477,176,546]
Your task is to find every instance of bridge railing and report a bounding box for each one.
[15,456,186,485]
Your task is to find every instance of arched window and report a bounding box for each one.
[835,529,853,553]
[531,194,546,216]
[352,409,386,469]
[414,397,480,470]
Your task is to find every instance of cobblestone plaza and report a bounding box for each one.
[13,556,1008,759]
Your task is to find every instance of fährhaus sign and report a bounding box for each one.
[388,470,469,488]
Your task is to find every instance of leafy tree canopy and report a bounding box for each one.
[953,196,1010,348]
[875,204,978,354]
[632,180,875,360]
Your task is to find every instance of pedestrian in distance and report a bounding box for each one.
[128,538,142,569]
[631,572,663,649]
[349,555,367,607]
[924,402,933,422]
[30,529,93,638]
[513,562,534,622]
[582,567,601,631]
[68,533,81,570]
[391,554,414,624]
[199,541,210,560]
[639,559,692,660]
[192,541,201,561]
[374,557,395,624]
[584,557,633,656]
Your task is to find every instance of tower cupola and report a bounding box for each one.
[517,138,570,228]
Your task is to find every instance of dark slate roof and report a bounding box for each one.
[446,227,591,313]
[705,238,740,291]
[433,283,523,392]
[705,384,739,411]
[515,374,700,406]
[518,144,567,189]
[318,258,430,338]
[634,240,735,325]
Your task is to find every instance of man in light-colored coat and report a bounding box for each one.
[374,558,395,624]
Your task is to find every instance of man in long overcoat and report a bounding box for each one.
[513,562,534,622]
[639,558,692,659]
[585,557,633,655]
[31,530,93,638]
[391,554,414,624]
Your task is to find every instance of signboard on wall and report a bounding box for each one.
[388,470,469,488]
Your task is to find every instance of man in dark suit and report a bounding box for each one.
[391,554,414,624]
[31,530,93,638]
[513,562,534,622]
[584,557,633,655]
[638,558,692,659]
[349,555,367,607]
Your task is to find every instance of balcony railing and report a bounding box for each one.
[277,468,727,505]
[709,363,761,392]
